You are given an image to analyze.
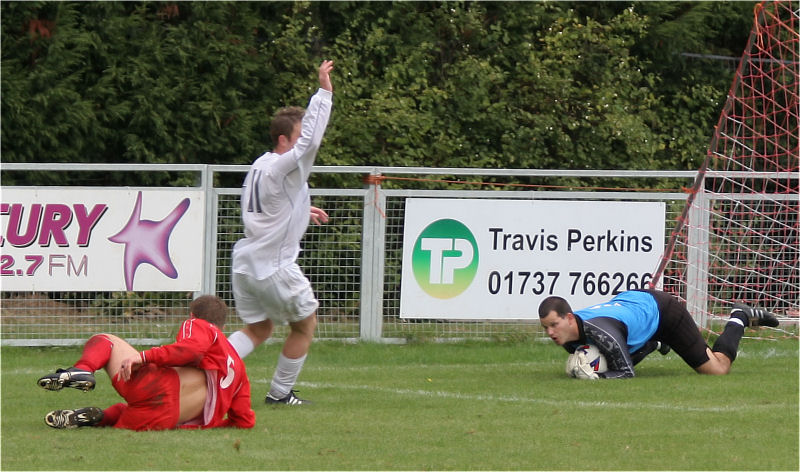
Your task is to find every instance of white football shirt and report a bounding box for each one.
[232,88,333,280]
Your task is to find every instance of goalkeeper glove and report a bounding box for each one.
[570,352,600,380]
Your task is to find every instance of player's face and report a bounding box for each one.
[540,311,578,346]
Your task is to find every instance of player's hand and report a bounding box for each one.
[319,60,334,92]
[119,355,143,382]
[571,352,600,380]
[310,206,329,225]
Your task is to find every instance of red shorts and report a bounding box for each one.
[110,364,181,431]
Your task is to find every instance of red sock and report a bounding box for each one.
[74,334,114,372]
[100,403,125,427]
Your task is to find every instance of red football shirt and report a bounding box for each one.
[141,318,255,428]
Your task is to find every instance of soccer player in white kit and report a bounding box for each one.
[227,61,334,405]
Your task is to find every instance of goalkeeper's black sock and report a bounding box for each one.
[711,318,745,362]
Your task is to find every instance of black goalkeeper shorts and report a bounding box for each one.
[644,289,710,369]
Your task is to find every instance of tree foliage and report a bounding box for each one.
[2,1,755,182]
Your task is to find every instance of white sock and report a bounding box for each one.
[227,330,255,359]
[269,353,307,399]
[728,317,745,328]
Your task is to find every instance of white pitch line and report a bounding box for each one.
[298,346,798,373]
[9,368,794,413]
[249,379,789,413]
[303,360,555,373]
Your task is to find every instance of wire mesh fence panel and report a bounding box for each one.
[212,190,365,340]
[0,291,194,346]
[3,164,718,345]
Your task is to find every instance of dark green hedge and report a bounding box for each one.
[2,1,754,185]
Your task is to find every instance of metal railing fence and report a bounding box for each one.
[1,164,696,346]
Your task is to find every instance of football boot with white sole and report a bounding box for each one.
[265,389,310,406]
[38,367,96,391]
[44,407,103,429]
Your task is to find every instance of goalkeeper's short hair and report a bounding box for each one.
[538,296,573,319]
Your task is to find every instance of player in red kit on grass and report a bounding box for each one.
[38,295,255,431]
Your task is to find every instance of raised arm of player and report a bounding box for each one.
[272,61,334,181]
[319,59,333,92]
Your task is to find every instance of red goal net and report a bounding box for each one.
[652,0,799,334]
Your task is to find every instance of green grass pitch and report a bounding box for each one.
[2,338,798,470]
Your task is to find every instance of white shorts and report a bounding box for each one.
[232,264,319,325]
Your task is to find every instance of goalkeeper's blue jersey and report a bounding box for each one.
[574,291,660,353]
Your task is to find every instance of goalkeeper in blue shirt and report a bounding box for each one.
[538,289,779,379]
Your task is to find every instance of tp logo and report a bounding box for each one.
[411,219,478,299]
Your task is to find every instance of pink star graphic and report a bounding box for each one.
[109,191,190,291]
